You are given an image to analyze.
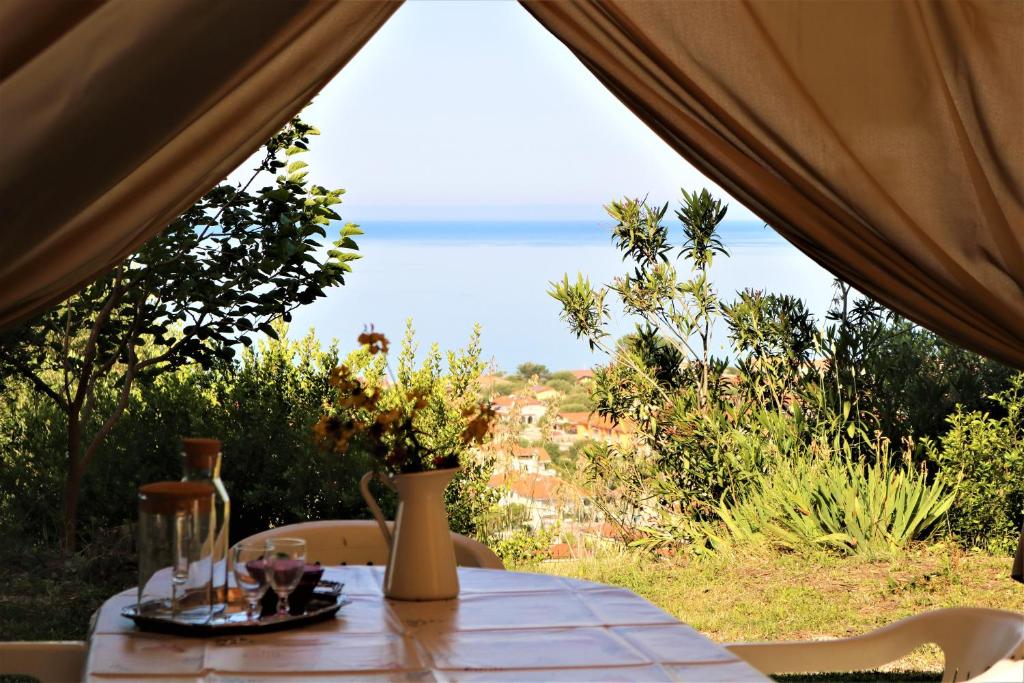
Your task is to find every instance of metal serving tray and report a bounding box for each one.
[122,581,347,637]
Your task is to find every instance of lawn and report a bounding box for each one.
[525,545,1024,680]
[2,541,1020,682]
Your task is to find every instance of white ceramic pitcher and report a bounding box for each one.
[359,467,460,601]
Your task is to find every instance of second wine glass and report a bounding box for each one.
[231,541,270,623]
[267,537,307,617]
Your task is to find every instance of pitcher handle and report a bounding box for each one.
[359,471,395,545]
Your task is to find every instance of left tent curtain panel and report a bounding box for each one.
[0,0,401,330]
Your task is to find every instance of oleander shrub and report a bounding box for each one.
[925,374,1024,554]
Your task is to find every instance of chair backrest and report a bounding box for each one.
[916,608,1024,682]
[0,641,86,682]
[240,519,504,570]
[727,607,1024,683]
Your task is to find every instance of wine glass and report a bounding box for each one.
[231,541,270,622]
[267,537,307,618]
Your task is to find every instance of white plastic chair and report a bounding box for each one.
[240,519,504,570]
[0,641,86,682]
[726,607,1024,683]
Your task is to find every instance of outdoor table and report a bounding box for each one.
[85,565,768,681]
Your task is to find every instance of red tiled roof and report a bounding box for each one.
[558,412,632,433]
[570,369,595,380]
[549,542,572,559]
[490,473,564,500]
[509,474,561,500]
[511,446,548,461]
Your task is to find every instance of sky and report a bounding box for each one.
[225,1,834,371]
[228,1,758,222]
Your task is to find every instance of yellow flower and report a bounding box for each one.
[405,388,429,411]
[329,365,351,388]
[461,404,496,444]
[357,326,390,355]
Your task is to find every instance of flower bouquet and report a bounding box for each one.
[313,327,495,599]
[313,327,494,473]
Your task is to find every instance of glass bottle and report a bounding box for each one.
[137,481,216,622]
[181,437,230,610]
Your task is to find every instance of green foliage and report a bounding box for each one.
[0,117,359,550]
[550,187,1012,556]
[925,375,1024,553]
[691,450,955,557]
[550,191,737,526]
[817,282,1013,448]
[724,289,816,412]
[491,378,525,397]
[515,362,550,380]
[546,377,575,394]
[0,325,500,547]
[491,528,555,567]
[542,441,561,463]
[0,376,68,544]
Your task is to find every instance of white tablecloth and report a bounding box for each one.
[86,565,767,681]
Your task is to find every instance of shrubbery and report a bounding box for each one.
[699,452,954,557]
[926,375,1024,554]
[550,188,1019,557]
[0,325,498,551]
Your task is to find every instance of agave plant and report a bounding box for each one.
[699,448,955,557]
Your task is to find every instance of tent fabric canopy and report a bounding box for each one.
[521,0,1024,369]
[0,0,401,330]
[0,0,1021,575]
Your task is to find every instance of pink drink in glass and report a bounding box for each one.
[270,558,305,594]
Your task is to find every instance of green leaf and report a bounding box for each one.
[262,188,291,202]
[341,223,363,238]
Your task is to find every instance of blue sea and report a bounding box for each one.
[286,220,837,371]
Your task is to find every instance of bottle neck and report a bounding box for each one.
[183,454,222,481]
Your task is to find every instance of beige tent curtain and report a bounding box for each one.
[522,0,1024,369]
[0,0,401,330]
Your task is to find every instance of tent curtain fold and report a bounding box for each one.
[0,0,401,330]
[521,0,1024,369]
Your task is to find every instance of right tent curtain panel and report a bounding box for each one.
[521,0,1024,369]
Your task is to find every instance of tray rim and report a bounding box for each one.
[121,594,350,637]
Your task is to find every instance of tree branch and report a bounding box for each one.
[133,304,213,375]
[7,357,67,411]
[61,304,73,406]
[80,348,136,472]
[72,267,126,413]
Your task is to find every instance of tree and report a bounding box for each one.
[515,362,549,380]
[0,118,361,552]
[549,189,736,526]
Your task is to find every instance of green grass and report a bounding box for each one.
[0,534,136,641]
[524,545,1024,679]
[2,540,1020,683]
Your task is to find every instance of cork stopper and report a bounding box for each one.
[182,437,221,470]
[138,481,214,514]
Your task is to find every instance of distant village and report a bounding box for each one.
[477,366,633,560]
